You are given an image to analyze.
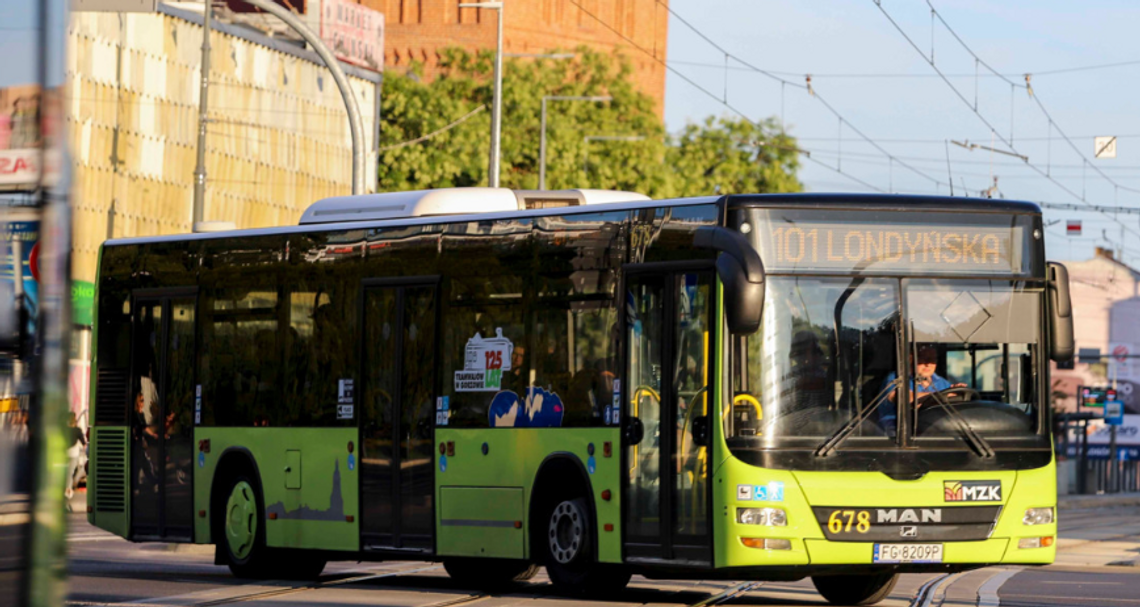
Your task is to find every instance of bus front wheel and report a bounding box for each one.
[811,572,899,606]
[542,496,630,595]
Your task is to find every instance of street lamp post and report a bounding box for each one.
[539,95,611,190]
[460,1,504,188]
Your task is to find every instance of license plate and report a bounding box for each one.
[873,543,943,563]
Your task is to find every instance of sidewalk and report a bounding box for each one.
[1059,492,1140,510]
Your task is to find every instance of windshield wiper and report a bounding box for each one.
[927,390,996,458]
[814,378,900,457]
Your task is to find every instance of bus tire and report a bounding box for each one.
[811,572,899,606]
[220,474,271,579]
[443,558,538,589]
[542,496,630,595]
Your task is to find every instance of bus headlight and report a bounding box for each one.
[1023,508,1054,525]
[737,507,786,526]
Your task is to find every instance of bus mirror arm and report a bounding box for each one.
[694,227,765,335]
[1047,261,1074,363]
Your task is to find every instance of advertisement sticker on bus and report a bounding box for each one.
[455,328,513,392]
[489,387,564,428]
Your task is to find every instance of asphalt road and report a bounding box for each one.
[65,504,1140,607]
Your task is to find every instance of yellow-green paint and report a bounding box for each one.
[87,427,129,538]
[435,427,623,563]
[712,452,1056,567]
[193,427,360,553]
[439,487,525,558]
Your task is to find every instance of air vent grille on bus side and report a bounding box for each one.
[93,428,127,513]
[95,368,129,425]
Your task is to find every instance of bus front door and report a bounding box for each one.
[623,271,713,564]
[129,293,196,541]
[359,281,438,553]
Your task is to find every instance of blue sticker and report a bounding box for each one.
[442,396,449,411]
[587,456,597,474]
[347,453,356,471]
[488,387,564,428]
[439,454,448,472]
[198,451,206,468]
[752,481,784,502]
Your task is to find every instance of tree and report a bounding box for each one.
[377,48,801,197]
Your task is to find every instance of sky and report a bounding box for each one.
[662,0,1140,265]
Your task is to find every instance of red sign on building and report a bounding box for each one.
[321,0,384,72]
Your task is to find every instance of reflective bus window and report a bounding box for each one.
[905,280,1041,437]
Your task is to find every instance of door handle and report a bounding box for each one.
[284,466,292,473]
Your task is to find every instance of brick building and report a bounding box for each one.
[368,0,669,115]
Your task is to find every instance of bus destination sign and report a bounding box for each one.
[756,222,1025,275]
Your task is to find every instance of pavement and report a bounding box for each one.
[64,489,1140,607]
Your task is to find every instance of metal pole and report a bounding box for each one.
[539,97,547,190]
[490,3,504,188]
[538,95,612,190]
[191,0,212,226]
[241,0,367,195]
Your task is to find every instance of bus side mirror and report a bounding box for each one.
[1047,261,1074,363]
[694,227,765,335]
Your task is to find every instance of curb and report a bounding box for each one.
[1058,492,1140,510]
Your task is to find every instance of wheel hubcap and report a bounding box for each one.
[548,500,584,564]
[225,481,257,560]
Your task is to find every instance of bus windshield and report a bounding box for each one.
[726,207,1044,457]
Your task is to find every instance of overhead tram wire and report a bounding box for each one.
[566,0,886,192]
[668,57,1140,80]
[922,0,1140,199]
[652,0,950,191]
[872,0,1140,240]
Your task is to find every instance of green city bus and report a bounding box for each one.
[87,189,1073,606]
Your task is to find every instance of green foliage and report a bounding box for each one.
[377,48,802,197]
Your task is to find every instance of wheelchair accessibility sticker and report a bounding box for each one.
[737,481,784,502]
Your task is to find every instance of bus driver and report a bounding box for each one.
[879,344,966,436]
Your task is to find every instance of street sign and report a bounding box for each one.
[1106,401,1124,426]
[1078,347,1101,364]
[1095,136,1118,159]
[1080,385,1112,407]
[1067,220,1082,236]
[1114,344,1130,363]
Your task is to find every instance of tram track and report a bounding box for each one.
[66,563,449,607]
[908,572,963,607]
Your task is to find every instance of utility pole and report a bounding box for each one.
[191,0,212,228]
[539,95,611,190]
[191,0,367,231]
[460,1,504,187]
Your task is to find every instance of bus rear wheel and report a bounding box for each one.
[443,558,538,589]
[542,496,630,595]
[811,572,899,606]
[222,475,270,579]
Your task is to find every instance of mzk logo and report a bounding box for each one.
[944,480,1001,502]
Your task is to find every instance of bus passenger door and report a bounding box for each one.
[623,271,714,564]
[129,292,196,541]
[360,281,438,553]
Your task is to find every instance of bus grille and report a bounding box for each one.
[94,368,129,425]
[93,428,127,513]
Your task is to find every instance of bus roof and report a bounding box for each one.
[103,192,1039,248]
[726,193,1041,214]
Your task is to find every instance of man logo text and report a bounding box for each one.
[876,508,942,523]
